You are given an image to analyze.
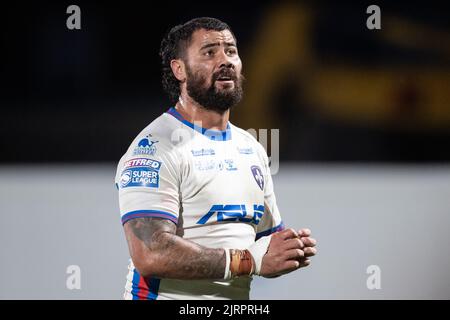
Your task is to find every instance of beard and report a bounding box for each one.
[185,64,243,114]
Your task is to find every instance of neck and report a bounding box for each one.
[176,94,230,131]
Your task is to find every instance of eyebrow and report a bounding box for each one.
[199,42,236,51]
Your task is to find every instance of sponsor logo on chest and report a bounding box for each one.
[193,158,238,171]
[197,204,265,225]
[191,148,216,156]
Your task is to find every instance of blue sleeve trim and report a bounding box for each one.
[255,221,285,240]
[121,210,178,225]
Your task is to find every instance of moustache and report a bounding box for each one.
[212,69,239,82]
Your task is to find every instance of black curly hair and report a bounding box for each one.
[159,17,236,104]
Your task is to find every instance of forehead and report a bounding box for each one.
[189,29,236,48]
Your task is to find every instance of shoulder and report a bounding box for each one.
[123,112,186,158]
[230,123,268,159]
[134,113,180,147]
[115,112,184,179]
[230,123,256,142]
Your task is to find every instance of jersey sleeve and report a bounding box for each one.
[115,134,181,226]
[255,145,285,240]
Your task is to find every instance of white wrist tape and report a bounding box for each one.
[247,235,272,276]
[223,248,232,280]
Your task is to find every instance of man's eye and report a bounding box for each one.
[205,50,214,56]
[227,49,237,55]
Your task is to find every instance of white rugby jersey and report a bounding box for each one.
[115,107,284,300]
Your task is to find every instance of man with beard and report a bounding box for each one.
[115,17,317,300]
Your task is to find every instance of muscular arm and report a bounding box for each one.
[124,217,226,280]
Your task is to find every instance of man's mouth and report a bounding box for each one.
[215,76,234,84]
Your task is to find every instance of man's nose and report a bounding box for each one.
[217,51,235,69]
[219,62,234,70]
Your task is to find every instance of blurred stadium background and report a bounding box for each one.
[0,0,449,299]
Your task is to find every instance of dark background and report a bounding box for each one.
[1,0,449,163]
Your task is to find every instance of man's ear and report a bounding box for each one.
[170,59,186,82]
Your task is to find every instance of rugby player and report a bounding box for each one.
[115,17,317,300]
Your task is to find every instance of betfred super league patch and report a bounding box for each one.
[120,158,162,189]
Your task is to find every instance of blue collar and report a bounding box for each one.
[166,107,232,141]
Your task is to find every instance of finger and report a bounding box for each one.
[298,228,311,237]
[283,237,304,250]
[278,228,299,240]
[303,247,317,257]
[285,249,305,260]
[298,259,311,268]
[301,237,317,247]
[283,260,301,272]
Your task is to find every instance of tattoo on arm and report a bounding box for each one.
[126,217,226,280]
